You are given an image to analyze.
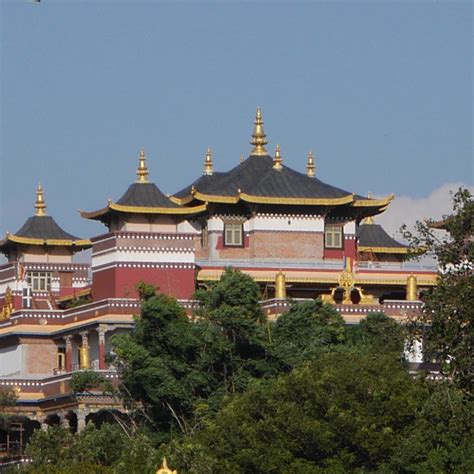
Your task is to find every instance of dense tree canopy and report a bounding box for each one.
[404,188,474,395]
[19,247,474,472]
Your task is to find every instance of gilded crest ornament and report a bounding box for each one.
[157,457,177,474]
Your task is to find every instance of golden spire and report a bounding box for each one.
[306,150,315,178]
[34,183,47,216]
[250,107,268,156]
[273,144,283,171]
[136,148,149,183]
[203,146,214,176]
[363,193,375,224]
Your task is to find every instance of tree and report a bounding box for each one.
[389,383,474,473]
[22,423,159,473]
[403,188,474,395]
[165,348,428,473]
[348,311,406,355]
[69,370,113,395]
[111,269,276,440]
[271,299,346,367]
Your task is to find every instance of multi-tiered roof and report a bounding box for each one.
[80,149,207,224]
[173,108,393,220]
[0,185,90,256]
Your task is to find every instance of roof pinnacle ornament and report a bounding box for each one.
[306,150,315,178]
[250,107,268,156]
[203,146,214,176]
[136,148,149,183]
[273,144,283,171]
[34,183,47,216]
[363,192,375,224]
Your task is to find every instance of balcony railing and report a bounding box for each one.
[196,258,344,270]
[357,261,438,271]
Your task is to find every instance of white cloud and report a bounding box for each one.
[375,182,474,241]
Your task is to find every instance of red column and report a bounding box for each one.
[64,336,73,372]
[98,326,107,370]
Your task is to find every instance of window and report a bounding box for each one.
[27,271,51,291]
[224,223,243,246]
[325,224,343,249]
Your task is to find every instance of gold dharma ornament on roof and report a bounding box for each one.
[156,457,177,474]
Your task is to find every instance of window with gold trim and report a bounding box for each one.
[224,223,243,246]
[325,224,343,249]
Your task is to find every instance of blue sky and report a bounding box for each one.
[1,1,472,240]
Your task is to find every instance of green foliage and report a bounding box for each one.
[21,424,161,474]
[63,293,92,309]
[389,383,474,473]
[136,281,158,301]
[348,311,406,355]
[167,348,427,473]
[272,299,346,367]
[111,269,276,440]
[69,370,113,394]
[403,188,474,395]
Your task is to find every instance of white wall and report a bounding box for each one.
[0,345,23,377]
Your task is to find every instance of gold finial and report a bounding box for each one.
[136,148,149,183]
[273,144,283,171]
[35,183,47,216]
[306,151,315,178]
[363,194,375,224]
[156,457,177,474]
[250,107,268,156]
[203,146,214,176]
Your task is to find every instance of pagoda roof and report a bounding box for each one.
[173,109,393,211]
[174,154,393,209]
[0,186,90,251]
[81,150,207,222]
[357,219,409,254]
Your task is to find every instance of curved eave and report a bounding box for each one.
[0,234,91,248]
[239,192,354,206]
[182,190,355,206]
[353,194,394,208]
[358,246,410,254]
[81,202,207,219]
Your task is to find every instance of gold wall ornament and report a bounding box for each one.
[136,148,149,183]
[273,144,283,171]
[79,344,90,369]
[406,274,418,301]
[0,287,13,320]
[35,183,47,216]
[203,146,214,176]
[306,150,315,178]
[156,457,177,474]
[275,270,287,299]
[250,107,268,156]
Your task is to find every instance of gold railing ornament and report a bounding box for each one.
[157,457,177,474]
[275,270,287,299]
[406,274,418,301]
[321,258,377,305]
[79,344,90,369]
